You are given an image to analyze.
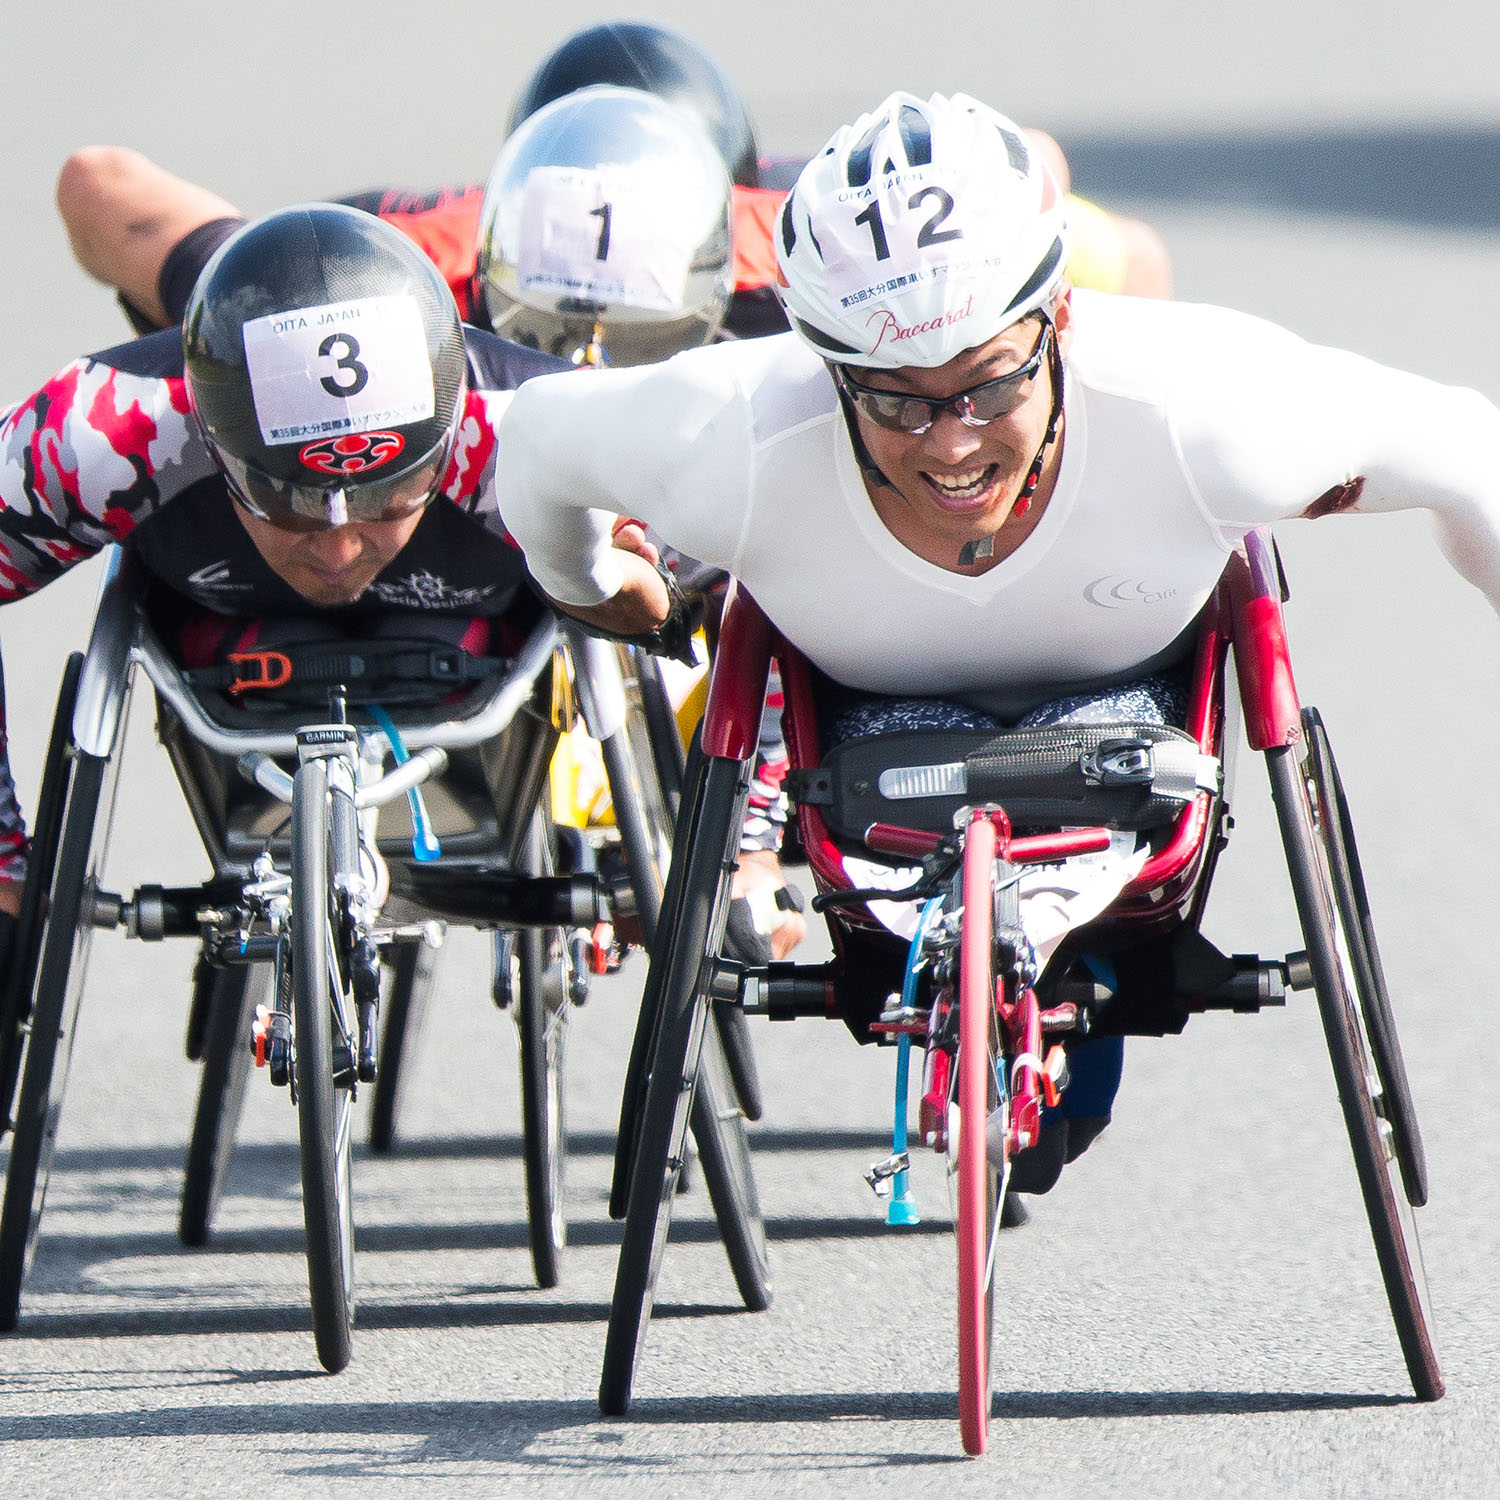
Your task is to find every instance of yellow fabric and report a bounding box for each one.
[1063,193,1130,296]
[547,631,709,828]
[550,727,614,828]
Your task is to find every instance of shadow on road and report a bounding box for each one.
[0,1387,1416,1470]
[51,1123,896,1175]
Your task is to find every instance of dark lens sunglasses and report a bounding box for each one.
[836,320,1053,435]
[213,439,451,535]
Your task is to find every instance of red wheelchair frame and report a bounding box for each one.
[600,527,1441,1453]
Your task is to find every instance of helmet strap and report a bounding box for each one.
[1013,316,1066,518]
[833,383,898,492]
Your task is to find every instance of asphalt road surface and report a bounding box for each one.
[3,5,1500,1495]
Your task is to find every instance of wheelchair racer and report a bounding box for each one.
[493,91,1500,1188]
[0,204,688,932]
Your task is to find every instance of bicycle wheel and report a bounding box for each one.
[712,995,764,1123]
[692,1012,771,1310]
[1303,709,1427,1207]
[0,654,83,1129]
[290,758,356,1374]
[367,938,438,1154]
[515,813,569,1289]
[1266,741,1443,1402]
[955,816,1001,1456]
[600,749,762,1416]
[179,962,266,1246]
[0,738,122,1329]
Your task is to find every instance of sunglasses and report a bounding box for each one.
[213,438,451,535]
[835,320,1052,435]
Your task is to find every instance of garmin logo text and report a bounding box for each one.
[1085,575,1178,608]
[866,295,973,356]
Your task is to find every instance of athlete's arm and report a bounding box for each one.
[0,349,192,901]
[1161,302,1500,609]
[496,347,756,619]
[0,345,203,600]
[57,148,243,329]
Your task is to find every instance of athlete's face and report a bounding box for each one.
[848,292,1072,562]
[233,503,426,606]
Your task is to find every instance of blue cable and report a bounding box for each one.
[364,704,441,862]
[885,896,943,1228]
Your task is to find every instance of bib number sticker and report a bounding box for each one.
[517,165,690,313]
[243,295,434,447]
[825,171,1004,311]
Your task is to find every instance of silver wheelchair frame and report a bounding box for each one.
[0,546,675,1370]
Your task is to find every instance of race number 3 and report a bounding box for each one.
[242,295,434,447]
[318,332,369,398]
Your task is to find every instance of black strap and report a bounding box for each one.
[185,641,506,694]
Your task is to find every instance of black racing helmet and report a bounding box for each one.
[508,21,761,188]
[183,203,467,531]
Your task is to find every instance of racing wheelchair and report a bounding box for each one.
[599,527,1441,1454]
[0,546,677,1372]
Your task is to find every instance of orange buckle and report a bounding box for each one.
[226,649,293,695]
[1041,1045,1069,1109]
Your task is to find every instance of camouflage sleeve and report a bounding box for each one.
[0,358,209,601]
[0,356,212,881]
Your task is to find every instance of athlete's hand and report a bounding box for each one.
[610,515,661,567]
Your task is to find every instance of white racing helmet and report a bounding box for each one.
[477,85,734,365]
[776,92,1069,369]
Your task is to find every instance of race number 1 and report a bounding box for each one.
[243,295,435,447]
[517,165,691,313]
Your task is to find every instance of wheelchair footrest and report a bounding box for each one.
[1184,954,1290,1013]
[387,864,606,927]
[734,960,841,1021]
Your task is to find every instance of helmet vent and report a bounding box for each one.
[896,104,933,166]
[843,118,883,187]
[998,126,1029,174]
[1003,237,1065,315]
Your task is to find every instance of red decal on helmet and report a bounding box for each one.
[299,431,406,475]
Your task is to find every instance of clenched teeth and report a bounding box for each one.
[925,464,997,497]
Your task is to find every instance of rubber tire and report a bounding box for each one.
[178,962,265,1246]
[712,995,765,1123]
[1303,709,1427,1207]
[367,939,437,1154]
[291,758,356,1374]
[0,745,116,1330]
[600,750,763,1416]
[692,1013,771,1311]
[1267,741,1443,1402]
[632,647,686,819]
[956,817,1000,1456]
[516,814,569,1289]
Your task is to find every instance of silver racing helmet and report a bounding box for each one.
[476,85,733,366]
